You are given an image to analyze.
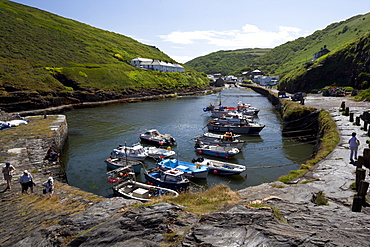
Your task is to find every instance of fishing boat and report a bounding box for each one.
[194,143,240,159]
[194,132,245,150]
[104,158,143,173]
[156,158,209,179]
[110,143,148,161]
[143,146,176,159]
[139,129,176,146]
[192,157,246,175]
[236,101,260,115]
[207,118,265,134]
[107,167,178,201]
[143,167,190,191]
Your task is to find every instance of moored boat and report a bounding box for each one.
[110,143,148,161]
[192,157,246,175]
[207,118,265,134]
[156,158,209,179]
[143,167,190,191]
[194,143,240,159]
[144,146,176,159]
[139,129,176,146]
[104,158,143,174]
[107,167,179,201]
[112,180,179,202]
[194,132,245,150]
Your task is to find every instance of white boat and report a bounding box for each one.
[194,143,240,159]
[193,157,246,175]
[144,146,176,159]
[194,132,245,149]
[112,180,179,202]
[139,129,176,146]
[110,143,148,161]
[107,167,179,201]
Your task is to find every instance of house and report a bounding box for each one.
[130,57,185,72]
[312,45,330,62]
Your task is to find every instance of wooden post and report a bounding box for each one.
[356,116,360,126]
[357,155,364,168]
[363,148,370,168]
[364,121,368,131]
[355,168,366,192]
[340,101,345,111]
[352,195,363,212]
[358,180,369,206]
[349,112,354,122]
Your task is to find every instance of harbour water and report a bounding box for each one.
[60,87,315,197]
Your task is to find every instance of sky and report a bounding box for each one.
[9,0,370,63]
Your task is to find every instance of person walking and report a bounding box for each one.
[2,162,16,190]
[19,170,35,194]
[349,132,360,162]
[42,177,54,197]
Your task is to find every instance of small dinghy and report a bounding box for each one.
[156,158,209,179]
[193,157,246,176]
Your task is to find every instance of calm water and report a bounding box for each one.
[60,87,315,197]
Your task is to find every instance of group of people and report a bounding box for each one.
[2,162,54,196]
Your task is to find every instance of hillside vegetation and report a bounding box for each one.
[185,12,370,94]
[0,0,209,104]
[185,48,270,75]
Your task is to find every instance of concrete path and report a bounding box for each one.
[239,94,370,211]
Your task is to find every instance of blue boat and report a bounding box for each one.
[157,158,209,179]
[144,167,190,191]
[104,158,143,174]
[194,144,240,159]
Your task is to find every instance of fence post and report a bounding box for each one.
[356,168,366,192]
[349,112,354,122]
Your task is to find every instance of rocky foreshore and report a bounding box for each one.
[2,92,370,246]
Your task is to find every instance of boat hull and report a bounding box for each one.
[157,159,209,179]
[104,159,142,174]
[112,180,178,201]
[195,148,238,158]
[195,158,246,175]
[207,123,264,134]
[144,169,189,191]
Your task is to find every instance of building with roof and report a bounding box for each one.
[130,57,185,72]
[312,46,330,62]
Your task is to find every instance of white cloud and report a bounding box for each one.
[159,24,307,48]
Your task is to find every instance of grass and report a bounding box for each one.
[0,115,58,162]
[0,0,209,96]
[145,184,241,215]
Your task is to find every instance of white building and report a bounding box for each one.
[130,57,185,72]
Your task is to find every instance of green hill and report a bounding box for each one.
[0,0,209,111]
[185,12,370,93]
[185,48,270,75]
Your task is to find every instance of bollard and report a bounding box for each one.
[352,195,363,212]
[358,180,369,206]
[356,116,361,126]
[363,148,370,168]
[340,101,345,111]
[346,107,350,116]
[355,168,366,192]
[357,155,364,168]
[364,121,368,131]
[349,112,354,122]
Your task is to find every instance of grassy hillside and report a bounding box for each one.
[255,12,370,77]
[185,12,370,92]
[0,0,209,97]
[185,48,270,75]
